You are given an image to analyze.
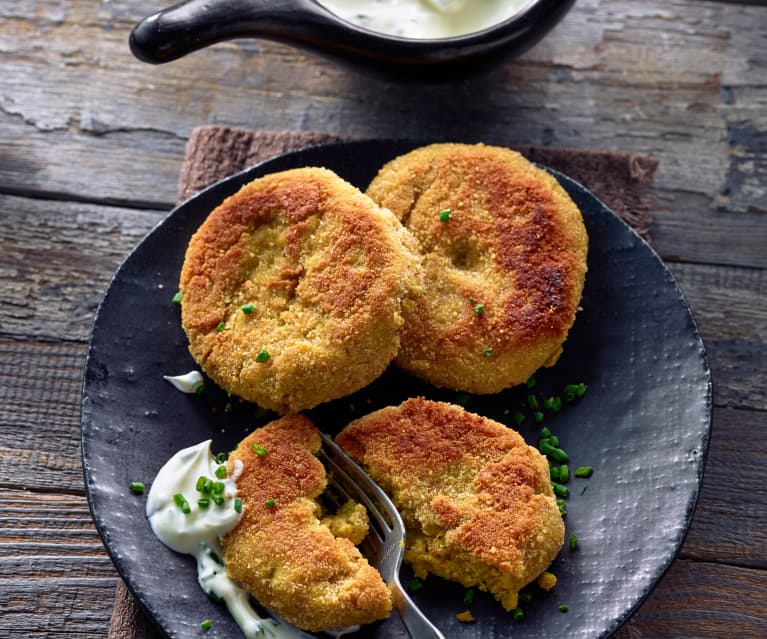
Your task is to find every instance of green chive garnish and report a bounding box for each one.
[224,401,233,414]
[544,396,562,413]
[512,607,524,621]
[513,411,525,426]
[198,498,210,509]
[241,303,256,314]
[195,476,208,492]
[212,494,225,507]
[252,444,267,456]
[200,618,212,630]
[407,577,423,592]
[215,321,226,332]
[483,347,492,357]
[552,482,569,498]
[575,466,594,478]
[570,534,578,551]
[519,591,533,604]
[539,426,551,438]
[527,394,539,410]
[559,604,569,613]
[194,383,205,396]
[534,411,544,424]
[173,493,191,514]
[215,452,228,464]
[463,588,475,605]
[540,441,569,463]
[208,590,223,604]
[564,382,587,402]
[455,393,470,406]
[234,497,242,513]
[526,377,537,389]
[549,434,560,447]
[129,481,145,495]
[265,498,276,507]
[212,481,225,494]
[557,498,567,516]
[172,292,182,304]
[439,208,452,222]
[558,464,569,482]
[474,304,485,315]
[215,465,227,479]
[256,349,270,363]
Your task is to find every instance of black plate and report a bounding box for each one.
[82,140,711,639]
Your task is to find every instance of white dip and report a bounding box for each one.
[146,440,313,639]
[163,370,204,394]
[316,0,533,39]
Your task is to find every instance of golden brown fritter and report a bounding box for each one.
[366,143,588,393]
[180,167,422,413]
[336,398,565,611]
[222,414,392,632]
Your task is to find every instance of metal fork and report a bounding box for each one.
[319,433,446,639]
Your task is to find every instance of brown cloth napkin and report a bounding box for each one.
[108,126,659,639]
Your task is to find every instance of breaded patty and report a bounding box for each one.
[366,143,588,393]
[336,398,565,611]
[180,167,422,413]
[222,414,392,632]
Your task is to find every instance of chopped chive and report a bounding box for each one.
[474,304,485,315]
[215,452,228,464]
[559,604,569,613]
[439,208,452,222]
[173,493,191,514]
[513,411,525,427]
[129,481,145,495]
[558,464,569,482]
[549,434,560,447]
[194,383,205,396]
[534,411,544,424]
[256,349,270,363]
[241,303,256,314]
[552,482,569,498]
[564,382,587,402]
[224,401,233,414]
[234,497,243,513]
[511,607,524,622]
[215,321,226,333]
[544,396,562,413]
[540,441,569,463]
[265,498,276,507]
[575,466,594,478]
[407,577,423,592]
[208,590,223,604]
[519,591,533,604]
[527,394,539,410]
[550,466,563,483]
[526,377,537,389]
[172,291,182,304]
[557,498,567,516]
[539,426,551,438]
[570,534,578,551]
[463,588,475,605]
[195,476,208,492]
[200,619,212,631]
[212,494,225,507]
[455,393,470,406]
[198,498,210,509]
[212,481,225,494]
[252,444,267,456]
[483,347,492,357]
[215,465,227,479]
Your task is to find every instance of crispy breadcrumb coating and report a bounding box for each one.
[336,398,565,611]
[222,414,392,632]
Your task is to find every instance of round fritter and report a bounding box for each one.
[366,143,588,393]
[222,414,392,632]
[180,167,422,413]
[336,398,565,611]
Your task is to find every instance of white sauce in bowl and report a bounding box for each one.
[316,0,534,39]
[146,440,313,639]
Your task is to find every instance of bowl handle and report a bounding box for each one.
[129,0,330,64]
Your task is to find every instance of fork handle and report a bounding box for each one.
[391,580,446,639]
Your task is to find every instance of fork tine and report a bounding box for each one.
[319,434,446,639]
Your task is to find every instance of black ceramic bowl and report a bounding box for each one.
[130,0,575,80]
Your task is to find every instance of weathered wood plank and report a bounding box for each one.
[680,407,767,569]
[614,559,767,638]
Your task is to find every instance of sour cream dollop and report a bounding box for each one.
[316,0,533,39]
[146,440,313,639]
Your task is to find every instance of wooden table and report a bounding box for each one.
[2,1,765,636]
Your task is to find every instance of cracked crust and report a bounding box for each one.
[336,398,565,611]
[366,143,588,393]
[222,414,392,632]
[179,167,422,413]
